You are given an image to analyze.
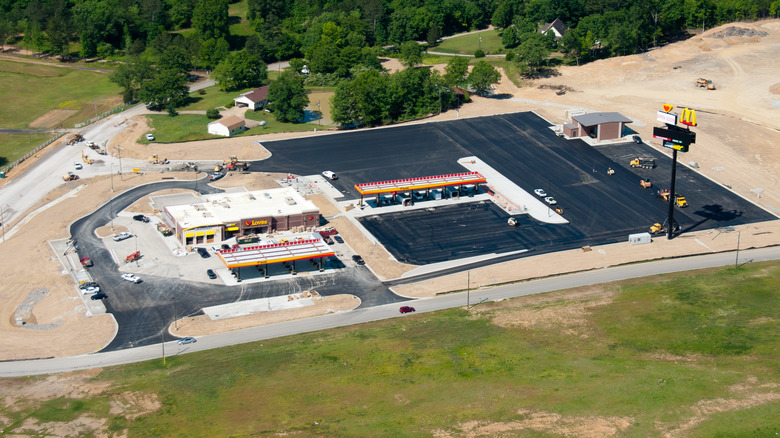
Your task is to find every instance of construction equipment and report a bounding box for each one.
[214,163,223,172]
[63,172,79,181]
[125,251,141,263]
[81,152,93,164]
[224,156,250,171]
[156,223,173,236]
[696,78,716,90]
[640,178,652,189]
[80,257,93,267]
[657,189,688,207]
[629,158,655,169]
[147,154,169,165]
[607,167,615,176]
[507,217,518,226]
[649,223,665,235]
[87,142,108,155]
[66,133,83,145]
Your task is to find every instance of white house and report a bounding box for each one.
[208,115,246,137]
[233,85,269,110]
[540,18,567,40]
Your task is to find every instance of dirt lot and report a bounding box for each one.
[1,21,779,361]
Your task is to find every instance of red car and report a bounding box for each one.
[80,257,93,267]
[399,306,416,314]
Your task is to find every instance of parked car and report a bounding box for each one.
[534,189,547,197]
[121,273,142,283]
[322,170,337,180]
[113,232,133,241]
[399,306,416,314]
[74,162,83,170]
[207,269,217,279]
[196,247,210,258]
[178,337,197,345]
[90,292,107,300]
[79,257,93,267]
[146,133,155,141]
[220,244,230,250]
[79,281,99,290]
[133,214,150,222]
[352,255,365,265]
[544,196,557,205]
[209,171,225,181]
[82,286,100,295]
[334,236,344,244]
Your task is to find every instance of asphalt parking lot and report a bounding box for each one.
[258,112,775,264]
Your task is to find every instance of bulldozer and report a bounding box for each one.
[66,133,83,145]
[696,78,716,90]
[147,154,169,165]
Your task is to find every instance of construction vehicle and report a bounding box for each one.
[607,167,615,176]
[63,172,79,181]
[629,158,655,169]
[66,133,83,145]
[214,163,223,172]
[156,223,173,236]
[224,156,250,171]
[507,217,518,226]
[81,152,93,164]
[657,189,689,207]
[640,178,652,189]
[87,142,108,155]
[125,251,141,263]
[696,78,716,90]
[147,154,169,165]
[650,219,682,235]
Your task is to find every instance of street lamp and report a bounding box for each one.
[317,100,321,125]
[110,163,114,193]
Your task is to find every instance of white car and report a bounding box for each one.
[113,232,133,241]
[82,286,100,295]
[74,162,83,170]
[322,170,337,180]
[121,273,141,283]
[85,140,95,147]
[146,133,155,141]
[544,196,557,205]
[534,189,547,197]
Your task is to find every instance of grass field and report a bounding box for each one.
[2,262,778,436]
[433,30,504,55]
[147,112,322,142]
[0,132,59,167]
[0,59,121,130]
[180,85,254,111]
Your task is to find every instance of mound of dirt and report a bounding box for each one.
[707,26,768,38]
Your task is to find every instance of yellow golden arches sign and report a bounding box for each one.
[680,108,697,127]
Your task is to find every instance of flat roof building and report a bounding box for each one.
[162,188,320,245]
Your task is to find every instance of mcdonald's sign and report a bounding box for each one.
[680,108,697,126]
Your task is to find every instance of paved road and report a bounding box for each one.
[2,245,777,377]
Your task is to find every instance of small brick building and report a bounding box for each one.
[562,112,633,141]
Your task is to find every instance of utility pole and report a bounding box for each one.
[110,163,114,193]
[735,230,741,267]
[161,331,165,366]
[116,145,123,181]
[0,206,6,242]
[466,270,470,309]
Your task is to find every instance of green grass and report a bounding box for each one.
[243,110,323,133]
[0,59,121,129]
[0,132,60,167]
[179,85,254,111]
[432,30,504,55]
[146,112,322,143]
[1,262,779,436]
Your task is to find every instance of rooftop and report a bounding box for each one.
[166,187,318,230]
[572,112,633,126]
[238,85,269,103]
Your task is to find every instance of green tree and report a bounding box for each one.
[515,33,551,75]
[398,40,423,69]
[331,69,389,127]
[491,2,514,28]
[192,0,229,41]
[267,71,308,123]
[139,68,189,111]
[199,37,230,69]
[158,46,193,74]
[110,57,154,102]
[213,51,267,91]
[443,56,469,87]
[501,26,519,48]
[468,61,500,96]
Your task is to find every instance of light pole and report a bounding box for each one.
[110,163,114,193]
[735,230,741,268]
[479,35,482,51]
[466,270,470,309]
[0,206,6,242]
[317,100,321,125]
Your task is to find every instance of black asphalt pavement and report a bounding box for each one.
[256,112,775,265]
[71,177,400,351]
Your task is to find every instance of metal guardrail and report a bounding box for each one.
[1,101,135,177]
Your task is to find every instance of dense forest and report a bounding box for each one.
[2,0,777,126]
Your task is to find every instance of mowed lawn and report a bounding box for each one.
[432,29,504,54]
[0,132,60,167]
[0,60,121,129]
[146,112,322,142]
[3,262,779,436]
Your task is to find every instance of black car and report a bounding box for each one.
[352,255,365,265]
[196,247,210,258]
[133,214,150,223]
[91,292,107,300]
[221,244,230,250]
[334,236,344,244]
[79,281,99,290]
[207,269,217,279]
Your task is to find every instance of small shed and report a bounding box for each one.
[569,112,633,141]
[208,115,246,137]
[233,86,269,110]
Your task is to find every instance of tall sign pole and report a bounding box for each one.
[653,105,697,240]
